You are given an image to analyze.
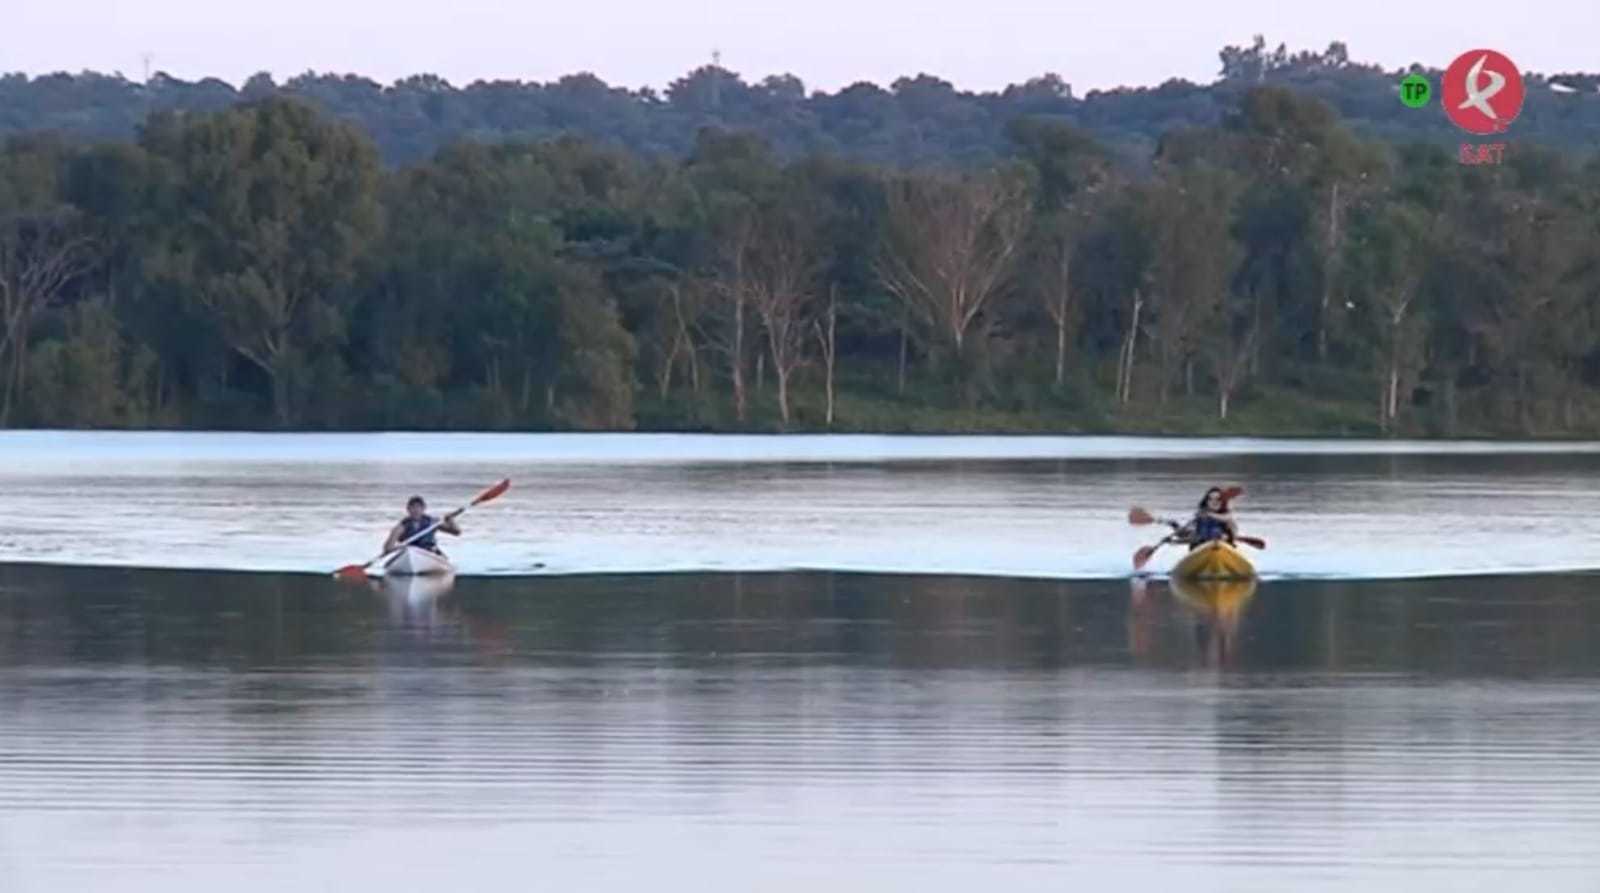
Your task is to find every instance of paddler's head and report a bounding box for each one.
[406,496,427,519]
[1200,487,1227,512]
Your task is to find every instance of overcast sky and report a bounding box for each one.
[9,0,1597,93]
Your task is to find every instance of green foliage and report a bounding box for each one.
[141,99,383,424]
[24,300,154,427]
[6,40,1600,167]
[1,73,1598,435]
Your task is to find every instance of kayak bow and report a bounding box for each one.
[382,545,455,577]
[1170,540,1256,581]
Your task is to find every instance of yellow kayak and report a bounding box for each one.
[1170,575,1258,616]
[1170,539,1256,581]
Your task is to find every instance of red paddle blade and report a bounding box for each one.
[1221,486,1244,501]
[473,478,511,506]
[1133,545,1159,571]
[1237,536,1267,550]
[333,564,370,581]
[1128,507,1156,526]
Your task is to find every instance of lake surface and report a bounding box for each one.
[3,432,1600,890]
[2,431,1600,579]
[2,566,1599,891]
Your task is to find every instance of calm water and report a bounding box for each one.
[2,432,1600,579]
[2,567,1599,891]
[3,433,1600,890]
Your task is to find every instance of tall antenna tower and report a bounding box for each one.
[141,52,154,83]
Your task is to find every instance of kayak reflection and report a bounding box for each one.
[1171,576,1258,667]
[1127,576,1259,668]
[375,573,457,629]
[378,572,456,601]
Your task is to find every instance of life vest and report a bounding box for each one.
[1192,513,1231,545]
[399,514,439,551]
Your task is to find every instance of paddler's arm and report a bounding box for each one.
[383,521,405,552]
[440,511,462,537]
[1173,520,1196,543]
[1220,512,1240,543]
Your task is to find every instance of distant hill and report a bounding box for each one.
[4,38,1599,166]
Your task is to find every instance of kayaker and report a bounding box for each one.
[1176,487,1237,549]
[383,496,462,556]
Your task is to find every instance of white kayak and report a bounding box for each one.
[378,572,456,602]
[383,545,455,577]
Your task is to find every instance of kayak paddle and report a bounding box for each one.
[1128,506,1177,527]
[1133,538,1172,572]
[333,478,511,581]
[1129,506,1267,550]
[1128,503,1267,572]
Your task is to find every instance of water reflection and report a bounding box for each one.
[4,566,1600,891]
[1127,576,1259,668]
[375,572,457,627]
[1171,576,1259,667]
[3,564,1598,677]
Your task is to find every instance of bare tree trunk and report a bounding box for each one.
[658,327,681,399]
[774,366,790,425]
[0,214,97,426]
[1379,293,1415,433]
[271,372,290,428]
[1054,294,1067,387]
[742,204,822,430]
[824,309,835,428]
[897,321,908,395]
[732,292,746,422]
[704,221,757,424]
[0,331,19,426]
[1318,181,1342,362]
[1044,244,1073,389]
[1386,353,1400,429]
[1248,292,1263,377]
[1376,374,1388,433]
[670,284,702,396]
[1,339,20,426]
[1158,321,1174,407]
[1128,294,1142,403]
[815,286,837,428]
[486,357,501,404]
[1117,289,1143,406]
[1214,326,1254,422]
[877,171,1029,393]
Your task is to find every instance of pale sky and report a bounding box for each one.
[8,0,1598,93]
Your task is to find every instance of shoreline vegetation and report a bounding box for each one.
[3,38,1599,438]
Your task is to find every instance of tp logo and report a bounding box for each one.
[1442,49,1524,134]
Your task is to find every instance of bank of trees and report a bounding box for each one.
[6,39,1600,167]
[1,85,1598,435]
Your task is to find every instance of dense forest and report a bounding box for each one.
[7,38,1600,166]
[2,40,1599,435]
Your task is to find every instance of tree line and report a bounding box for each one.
[6,38,1600,168]
[2,85,1598,435]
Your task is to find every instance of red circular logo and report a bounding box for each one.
[1441,49,1525,134]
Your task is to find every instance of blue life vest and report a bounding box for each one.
[399,514,439,551]
[1192,513,1230,545]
